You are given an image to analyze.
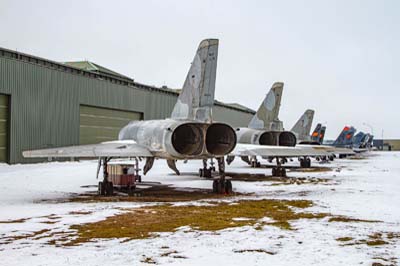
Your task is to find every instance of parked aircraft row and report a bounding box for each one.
[23,39,360,195]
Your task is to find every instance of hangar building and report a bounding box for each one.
[0,47,255,164]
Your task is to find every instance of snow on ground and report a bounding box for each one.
[0,152,399,265]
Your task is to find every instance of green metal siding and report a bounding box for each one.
[79,105,142,144]
[0,49,254,163]
[0,94,8,162]
[213,105,252,128]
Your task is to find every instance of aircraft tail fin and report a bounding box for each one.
[171,39,219,122]
[291,109,315,141]
[353,132,366,148]
[248,82,284,130]
[310,123,326,144]
[333,126,356,147]
[319,126,326,144]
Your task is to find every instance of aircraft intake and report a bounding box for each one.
[171,123,204,156]
[205,123,237,156]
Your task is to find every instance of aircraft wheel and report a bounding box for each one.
[272,168,276,176]
[105,182,113,196]
[306,158,311,168]
[277,167,282,177]
[256,162,261,168]
[220,181,225,194]
[98,182,105,196]
[204,169,212,178]
[212,180,218,193]
[213,180,223,194]
[225,180,232,194]
[281,168,287,177]
[199,169,203,177]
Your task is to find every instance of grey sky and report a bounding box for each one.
[1,0,398,139]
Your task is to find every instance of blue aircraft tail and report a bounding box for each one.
[333,126,356,148]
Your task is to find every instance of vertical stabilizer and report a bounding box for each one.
[319,126,326,144]
[333,126,356,147]
[353,132,366,149]
[311,123,322,142]
[171,39,219,122]
[291,109,315,142]
[248,82,284,130]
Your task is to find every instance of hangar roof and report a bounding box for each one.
[64,61,133,82]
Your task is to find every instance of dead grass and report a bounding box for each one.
[234,249,276,255]
[0,218,28,224]
[328,216,381,223]
[336,237,354,242]
[68,211,93,215]
[0,229,51,244]
[67,199,327,245]
[227,173,330,186]
[160,250,178,257]
[338,231,399,248]
[64,186,245,203]
[288,167,332,173]
[348,156,367,160]
[140,256,157,264]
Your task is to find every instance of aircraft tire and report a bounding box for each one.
[212,180,218,193]
[306,158,311,168]
[105,182,114,196]
[281,168,286,177]
[98,182,105,196]
[225,180,232,194]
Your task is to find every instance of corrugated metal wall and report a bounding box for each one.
[0,94,8,162]
[0,51,254,163]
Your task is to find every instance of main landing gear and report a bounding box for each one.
[299,156,311,168]
[250,156,261,168]
[98,157,114,196]
[199,158,216,178]
[271,157,287,177]
[211,157,232,194]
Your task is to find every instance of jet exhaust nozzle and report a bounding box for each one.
[171,123,204,156]
[205,123,237,156]
[258,131,297,147]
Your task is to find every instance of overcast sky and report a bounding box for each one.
[1,0,398,139]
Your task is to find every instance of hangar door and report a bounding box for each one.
[0,95,9,162]
[79,105,142,145]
